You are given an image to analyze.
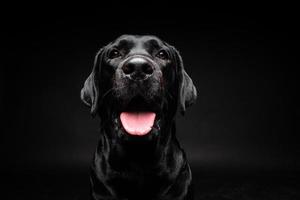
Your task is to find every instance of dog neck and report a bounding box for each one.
[90,114,191,200]
[98,116,182,169]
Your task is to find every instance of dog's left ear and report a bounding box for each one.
[171,46,197,115]
[80,48,104,117]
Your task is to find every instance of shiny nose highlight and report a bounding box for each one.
[122,57,154,80]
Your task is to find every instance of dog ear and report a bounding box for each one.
[171,46,197,115]
[80,48,104,116]
[179,69,197,114]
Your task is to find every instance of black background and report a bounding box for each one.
[2,6,299,199]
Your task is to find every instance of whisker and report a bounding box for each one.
[101,88,114,99]
[166,90,175,101]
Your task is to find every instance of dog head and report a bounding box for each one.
[81,35,197,141]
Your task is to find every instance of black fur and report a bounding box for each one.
[81,35,197,200]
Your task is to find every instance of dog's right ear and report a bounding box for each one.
[80,48,104,117]
[168,45,197,115]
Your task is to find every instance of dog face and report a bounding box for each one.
[81,35,197,141]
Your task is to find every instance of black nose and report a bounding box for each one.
[122,57,154,80]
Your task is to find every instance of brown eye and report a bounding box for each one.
[156,50,169,60]
[108,49,121,59]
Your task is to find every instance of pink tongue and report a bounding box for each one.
[120,112,156,136]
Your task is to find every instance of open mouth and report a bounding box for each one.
[120,112,156,136]
[118,96,160,136]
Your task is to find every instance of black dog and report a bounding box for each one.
[81,35,197,200]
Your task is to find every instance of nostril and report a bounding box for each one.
[123,57,154,79]
[122,63,135,75]
[142,63,154,75]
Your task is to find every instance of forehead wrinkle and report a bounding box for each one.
[145,38,165,51]
[115,39,135,50]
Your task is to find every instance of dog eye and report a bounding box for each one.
[156,50,169,60]
[108,49,121,59]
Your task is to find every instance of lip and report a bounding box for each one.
[122,95,160,111]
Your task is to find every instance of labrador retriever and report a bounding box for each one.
[81,35,197,200]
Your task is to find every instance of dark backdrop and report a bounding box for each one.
[2,7,299,199]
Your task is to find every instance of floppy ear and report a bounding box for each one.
[179,69,197,114]
[171,47,197,115]
[80,48,104,116]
